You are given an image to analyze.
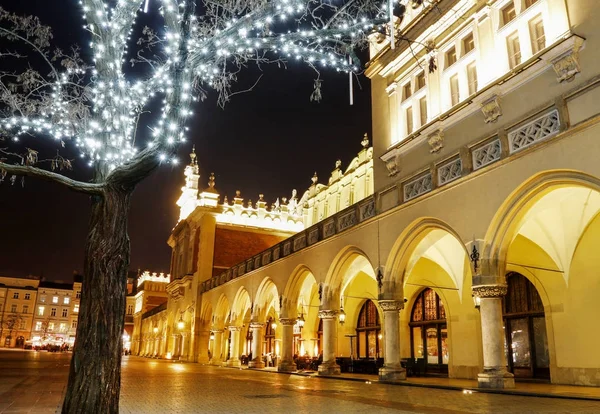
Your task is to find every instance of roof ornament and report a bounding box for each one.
[311,172,318,185]
[361,133,369,148]
[208,172,215,189]
[335,159,342,169]
[189,145,197,166]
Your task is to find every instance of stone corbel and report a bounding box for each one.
[552,50,581,83]
[428,130,444,154]
[481,95,502,124]
[381,149,400,177]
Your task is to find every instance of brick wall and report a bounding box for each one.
[213,227,286,275]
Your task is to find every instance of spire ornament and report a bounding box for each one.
[361,133,369,148]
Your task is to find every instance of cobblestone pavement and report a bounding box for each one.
[2,350,600,413]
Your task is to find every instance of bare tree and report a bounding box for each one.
[0,0,410,412]
[1,311,25,346]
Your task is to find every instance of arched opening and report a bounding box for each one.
[356,300,382,359]
[503,272,549,379]
[409,288,449,375]
[16,336,24,348]
[264,317,276,365]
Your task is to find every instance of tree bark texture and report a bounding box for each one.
[62,186,132,414]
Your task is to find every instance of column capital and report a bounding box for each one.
[378,300,404,312]
[318,309,338,319]
[211,329,224,333]
[249,322,265,329]
[473,284,507,298]
[228,325,243,332]
[279,318,296,326]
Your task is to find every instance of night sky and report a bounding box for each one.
[0,1,372,282]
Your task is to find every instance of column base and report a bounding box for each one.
[248,359,265,369]
[318,360,341,376]
[226,358,241,368]
[378,364,407,382]
[197,356,210,364]
[277,360,297,372]
[478,369,515,389]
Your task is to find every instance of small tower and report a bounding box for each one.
[198,172,220,208]
[176,146,201,221]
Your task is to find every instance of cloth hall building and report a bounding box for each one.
[133,0,600,389]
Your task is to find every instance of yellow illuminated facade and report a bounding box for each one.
[135,0,600,389]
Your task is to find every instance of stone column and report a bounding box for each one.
[378,300,406,381]
[248,322,265,368]
[197,329,210,364]
[278,318,297,372]
[180,333,188,360]
[474,284,515,389]
[226,326,242,367]
[171,334,180,358]
[212,330,223,364]
[318,310,341,375]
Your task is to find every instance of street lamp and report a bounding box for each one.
[297,312,305,329]
[177,316,185,330]
[338,307,346,325]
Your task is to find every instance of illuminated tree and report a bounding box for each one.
[0,0,403,412]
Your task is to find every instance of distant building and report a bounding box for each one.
[0,276,40,347]
[32,281,75,346]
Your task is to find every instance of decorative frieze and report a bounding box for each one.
[337,210,357,232]
[481,96,502,124]
[403,173,432,202]
[283,242,291,256]
[378,300,404,312]
[437,158,462,186]
[293,234,307,251]
[323,219,336,238]
[508,109,560,154]
[273,246,280,261]
[308,228,319,245]
[472,284,508,298]
[359,198,375,221]
[472,138,501,170]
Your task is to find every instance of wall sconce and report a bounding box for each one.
[339,297,346,325]
[177,315,185,330]
[378,333,383,340]
[153,326,158,334]
[210,332,215,341]
[271,320,277,330]
[472,295,481,310]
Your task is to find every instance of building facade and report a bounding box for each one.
[135,0,600,390]
[32,281,74,346]
[0,276,39,348]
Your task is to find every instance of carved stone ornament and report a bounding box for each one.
[318,309,339,319]
[378,300,404,312]
[384,155,400,177]
[211,329,224,334]
[481,96,502,124]
[428,130,444,153]
[249,322,265,329]
[228,325,243,332]
[472,284,508,298]
[279,318,297,326]
[552,50,581,83]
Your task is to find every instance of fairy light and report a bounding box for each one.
[2,0,397,170]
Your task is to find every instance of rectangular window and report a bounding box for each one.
[40,295,46,303]
[406,106,414,134]
[416,72,426,90]
[36,321,42,331]
[525,0,538,8]
[127,304,134,315]
[13,292,19,299]
[462,33,475,55]
[38,306,45,316]
[450,75,460,106]
[24,293,30,300]
[502,2,516,26]
[402,82,412,101]
[62,309,68,318]
[445,46,457,68]
[64,297,70,305]
[22,305,29,314]
[19,320,26,330]
[529,16,545,54]
[48,322,54,331]
[51,308,57,317]
[419,96,428,126]
[72,321,77,329]
[507,31,521,69]
[76,291,81,299]
[11,304,17,313]
[59,323,66,332]
[467,62,478,95]
[52,296,58,304]
[74,304,79,313]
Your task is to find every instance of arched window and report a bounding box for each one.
[503,272,549,379]
[409,289,448,373]
[264,317,275,355]
[356,300,381,359]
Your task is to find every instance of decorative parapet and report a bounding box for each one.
[437,157,462,186]
[472,138,502,170]
[137,271,171,287]
[508,109,560,154]
[403,173,432,202]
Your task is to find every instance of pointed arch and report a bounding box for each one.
[254,277,280,321]
[231,287,251,325]
[323,246,376,308]
[385,217,469,299]
[282,264,317,318]
[213,294,230,329]
[484,169,600,284]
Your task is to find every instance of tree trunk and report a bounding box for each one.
[62,186,131,414]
